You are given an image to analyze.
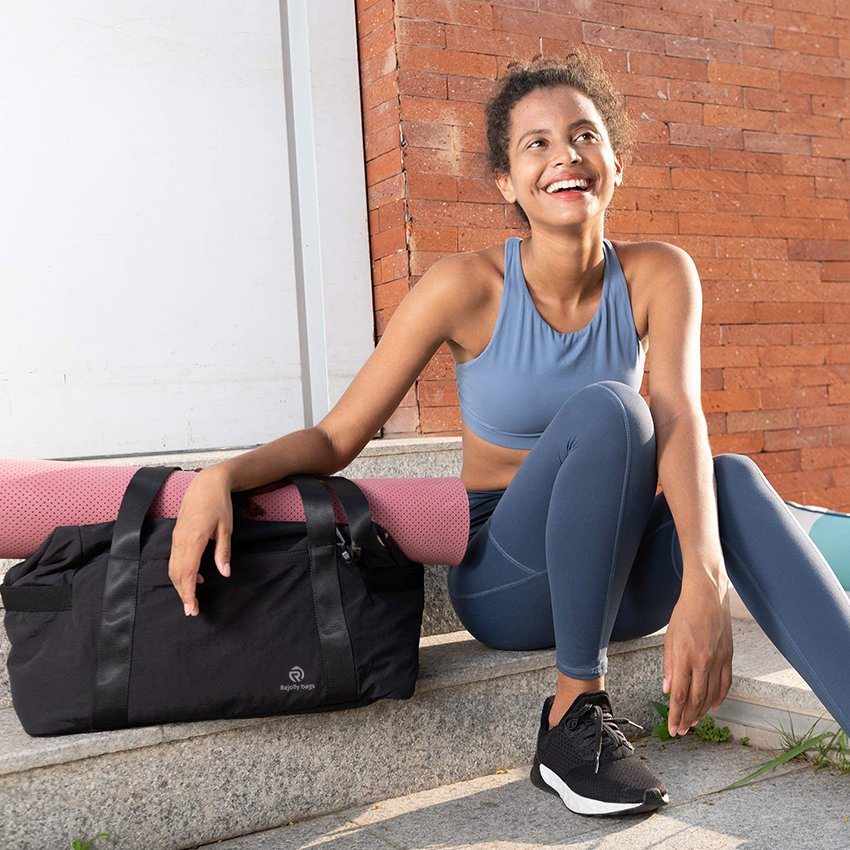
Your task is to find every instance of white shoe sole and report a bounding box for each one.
[532,758,670,816]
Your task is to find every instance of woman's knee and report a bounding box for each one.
[713,452,763,499]
[550,380,655,457]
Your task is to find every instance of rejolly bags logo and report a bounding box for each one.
[280,665,316,692]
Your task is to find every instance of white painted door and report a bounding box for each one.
[0,0,374,460]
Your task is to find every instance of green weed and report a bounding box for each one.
[649,690,850,793]
[71,833,110,849]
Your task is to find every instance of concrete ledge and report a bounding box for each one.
[0,628,665,849]
[0,628,666,778]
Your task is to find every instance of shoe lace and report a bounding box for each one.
[568,702,644,775]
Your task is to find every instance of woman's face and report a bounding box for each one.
[495,85,623,229]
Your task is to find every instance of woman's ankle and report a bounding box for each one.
[548,672,605,729]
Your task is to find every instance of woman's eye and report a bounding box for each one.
[528,132,595,149]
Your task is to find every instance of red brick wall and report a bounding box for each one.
[355,0,850,508]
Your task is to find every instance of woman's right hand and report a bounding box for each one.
[168,466,235,617]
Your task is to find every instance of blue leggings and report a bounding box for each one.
[447,380,850,736]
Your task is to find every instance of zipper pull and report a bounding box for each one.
[334,526,353,562]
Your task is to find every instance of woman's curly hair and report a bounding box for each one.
[485,47,638,228]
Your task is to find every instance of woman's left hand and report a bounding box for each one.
[663,569,734,737]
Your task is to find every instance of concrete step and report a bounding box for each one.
[194,729,840,850]
[0,626,666,848]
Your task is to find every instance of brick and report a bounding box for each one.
[714,238,786,259]
[746,173,815,196]
[760,386,829,408]
[378,198,406,232]
[754,303,823,323]
[537,0,622,23]
[760,345,827,366]
[672,167,747,193]
[743,131,810,156]
[828,383,850,405]
[493,7,582,40]
[722,325,793,346]
[455,125,488,154]
[447,75,500,103]
[779,71,846,96]
[365,146,403,185]
[702,345,760,368]
[410,250,455,274]
[420,405,461,433]
[418,379,458,406]
[727,407,798,432]
[802,446,850,470]
[774,29,840,58]
[397,18,447,48]
[406,171,458,202]
[361,72,399,114]
[578,22,664,52]
[402,120,453,149]
[704,302,756,324]
[362,49,397,94]
[398,68,449,99]
[383,405,420,435]
[395,0,494,27]
[444,24,538,56]
[408,198,507,228]
[702,388,761,412]
[668,79,742,106]
[400,95,486,127]
[622,6,702,37]
[374,277,410,311]
[397,45,497,79]
[371,225,406,259]
[751,260,821,281]
[710,432,765,454]
[381,249,409,282]
[752,449,801,474]
[670,123,743,149]
[799,404,850,428]
[754,217,823,239]
[678,213,754,237]
[359,17,397,62]
[705,104,776,132]
[768,468,833,492]
[724,366,795,389]
[409,226,459,253]
[457,175,503,203]
[629,51,709,81]
[764,427,830,451]
[665,34,740,63]
[776,112,842,138]
[743,88,811,113]
[367,173,405,210]
[356,0,393,34]
[366,123,402,162]
[708,61,779,90]
[703,17,773,47]
[793,324,850,345]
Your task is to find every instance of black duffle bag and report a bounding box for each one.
[1,466,425,736]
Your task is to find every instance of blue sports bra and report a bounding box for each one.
[454,236,646,450]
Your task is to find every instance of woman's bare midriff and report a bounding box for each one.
[447,239,651,493]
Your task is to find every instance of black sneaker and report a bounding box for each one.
[530,689,669,816]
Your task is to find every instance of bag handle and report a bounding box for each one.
[93,465,180,730]
[92,467,360,731]
[231,474,373,560]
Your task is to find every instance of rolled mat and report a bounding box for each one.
[0,459,470,567]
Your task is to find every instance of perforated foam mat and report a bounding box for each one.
[0,458,470,566]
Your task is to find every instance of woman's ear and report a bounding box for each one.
[613,152,624,188]
[494,172,517,204]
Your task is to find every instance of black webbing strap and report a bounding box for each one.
[312,475,372,559]
[285,476,360,704]
[92,465,180,730]
[0,584,72,611]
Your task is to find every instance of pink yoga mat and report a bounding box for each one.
[0,459,470,566]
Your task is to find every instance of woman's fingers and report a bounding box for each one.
[667,667,691,737]
[693,666,720,727]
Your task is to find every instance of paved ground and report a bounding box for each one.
[197,732,850,849]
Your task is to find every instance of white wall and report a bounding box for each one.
[0,0,374,460]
